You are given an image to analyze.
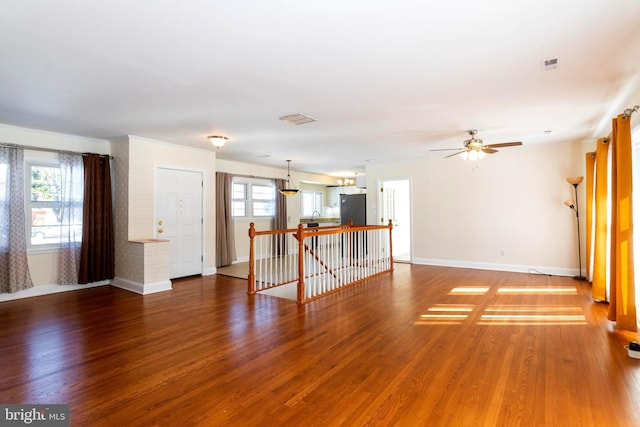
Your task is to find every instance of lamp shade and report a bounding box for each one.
[279,160,299,196]
[208,135,228,149]
[566,176,584,185]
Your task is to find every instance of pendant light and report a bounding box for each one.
[279,160,299,196]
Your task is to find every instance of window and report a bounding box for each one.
[301,191,324,217]
[27,163,82,247]
[232,182,247,216]
[232,178,275,218]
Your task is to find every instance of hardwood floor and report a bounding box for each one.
[1,264,639,426]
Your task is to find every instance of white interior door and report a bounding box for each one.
[156,168,203,279]
[380,179,411,262]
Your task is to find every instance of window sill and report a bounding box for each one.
[27,245,61,255]
[233,217,274,222]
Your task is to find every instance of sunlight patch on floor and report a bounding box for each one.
[258,282,297,301]
[417,303,587,326]
[448,287,490,295]
[415,304,475,325]
[497,286,577,294]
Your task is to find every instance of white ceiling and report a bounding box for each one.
[1,0,639,176]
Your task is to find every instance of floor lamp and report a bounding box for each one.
[564,176,587,280]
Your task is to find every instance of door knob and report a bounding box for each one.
[158,228,164,234]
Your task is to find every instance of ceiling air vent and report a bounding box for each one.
[278,113,316,125]
[543,58,558,71]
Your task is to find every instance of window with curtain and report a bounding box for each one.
[587,112,636,331]
[26,153,85,240]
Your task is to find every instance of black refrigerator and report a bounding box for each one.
[340,193,366,225]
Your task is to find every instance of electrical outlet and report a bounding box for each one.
[500,250,506,256]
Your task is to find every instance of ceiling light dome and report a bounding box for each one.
[208,135,228,149]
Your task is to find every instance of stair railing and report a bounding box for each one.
[248,220,393,304]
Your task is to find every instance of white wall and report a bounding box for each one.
[119,136,217,277]
[0,122,596,285]
[366,141,590,275]
[0,124,111,286]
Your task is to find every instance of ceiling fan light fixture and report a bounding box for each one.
[434,130,523,160]
[279,160,299,196]
[208,135,228,149]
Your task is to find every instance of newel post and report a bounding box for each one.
[296,223,305,304]
[388,219,394,270]
[248,222,256,295]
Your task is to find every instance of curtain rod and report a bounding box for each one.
[228,173,279,181]
[602,105,639,143]
[0,142,114,159]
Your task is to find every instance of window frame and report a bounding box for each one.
[300,190,324,218]
[231,177,276,219]
[25,153,65,252]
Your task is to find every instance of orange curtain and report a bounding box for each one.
[591,138,609,302]
[607,114,636,329]
[585,152,595,281]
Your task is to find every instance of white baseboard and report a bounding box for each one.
[0,280,110,302]
[412,258,577,277]
[111,276,172,294]
[203,266,217,276]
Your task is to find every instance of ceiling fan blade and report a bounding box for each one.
[430,148,464,151]
[483,141,523,149]
[482,148,498,154]
[444,151,465,159]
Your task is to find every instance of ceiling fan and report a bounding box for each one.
[431,130,523,160]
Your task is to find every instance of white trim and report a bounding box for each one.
[378,177,413,262]
[413,258,577,277]
[203,266,217,276]
[0,281,110,302]
[111,276,172,294]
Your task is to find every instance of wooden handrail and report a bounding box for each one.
[248,222,256,294]
[296,224,305,303]
[249,220,394,303]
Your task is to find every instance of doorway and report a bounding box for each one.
[155,168,204,279]
[379,178,411,262]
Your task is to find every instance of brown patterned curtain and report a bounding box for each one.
[273,178,288,256]
[0,146,33,293]
[58,152,84,285]
[216,172,235,267]
[78,154,114,283]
